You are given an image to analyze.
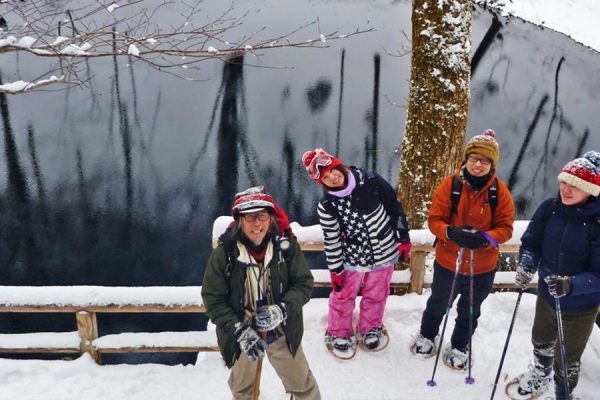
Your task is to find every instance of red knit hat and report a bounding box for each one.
[231,186,292,234]
[557,151,600,197]
[232,186,275,215]
[301,148,343,184]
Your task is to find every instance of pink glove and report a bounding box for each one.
[330,271,344,292]
[398,241,412,262]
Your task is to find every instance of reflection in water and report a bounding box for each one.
[508,94,549,192]
[366,53,381,172]
[335,49,346,157]
[471,14,503,76]
[216,56,246,217]
[305,79,332,114]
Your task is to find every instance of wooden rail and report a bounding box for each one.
[0,226,530,363]
[0,286,217,364]
[213,238,532,294]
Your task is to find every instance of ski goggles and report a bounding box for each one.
[307,154,333,180]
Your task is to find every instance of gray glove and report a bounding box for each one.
[515,266,535,290]
[255,303,287,332]
[233,322,266,360]
[544,275,572,298]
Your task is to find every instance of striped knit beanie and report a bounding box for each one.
[557,151,600,197]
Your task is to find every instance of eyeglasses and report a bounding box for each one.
[242,212,270,222]
[307,154,332,180]
[466,155,491,166]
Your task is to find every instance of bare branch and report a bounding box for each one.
[0,0,373,93]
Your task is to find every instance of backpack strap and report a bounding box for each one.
[450,176,498,217]
[218,231,237,278]
[363,169,379,198]
[450,175,462,215]
[488,178,498,215]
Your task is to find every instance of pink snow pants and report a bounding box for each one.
[327,264,394,337]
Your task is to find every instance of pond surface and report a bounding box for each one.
[0,0,598,362]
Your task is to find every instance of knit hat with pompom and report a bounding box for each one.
[301,148,343,184]
[463,129,500,168]
[557,151,600,197]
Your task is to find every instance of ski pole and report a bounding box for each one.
[489,290,524,400]
[478,230,499,249]
[252,331,268,400]
[465,249,475,385]
[427,247,464,387]
[554,296,570,397]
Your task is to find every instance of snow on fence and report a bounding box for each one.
[0,286,216,363]
[212,217,537,294]
[0,218,535,364]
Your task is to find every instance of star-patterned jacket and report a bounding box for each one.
[317,167,410,273]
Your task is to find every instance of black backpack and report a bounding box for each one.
[450,175,498,216]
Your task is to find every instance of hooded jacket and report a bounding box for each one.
[201,230,313,368]
[428,169,515,275]
[520,195,600,311]
[317,167,410,273]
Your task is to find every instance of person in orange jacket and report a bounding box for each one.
[410,129,515,370]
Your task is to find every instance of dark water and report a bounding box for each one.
[0,1,598,362]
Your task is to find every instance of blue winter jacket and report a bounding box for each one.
[519,195,600,311]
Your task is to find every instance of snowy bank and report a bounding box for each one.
[476,0,600,53]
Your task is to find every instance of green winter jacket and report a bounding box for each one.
[201,234,314,368]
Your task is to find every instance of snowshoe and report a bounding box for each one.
[504,365,551,400]
[409,333,438,358]
[357,326,390,352]
[442,343,470,371]
[324,331,357,360]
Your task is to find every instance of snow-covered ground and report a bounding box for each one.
[0,293,598,400]
[477,0,600,53]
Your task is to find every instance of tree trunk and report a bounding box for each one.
[398,0,473,229]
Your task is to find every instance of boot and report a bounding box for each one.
[442,343,469,370]
[554,381,573,400]
[516,351,553,396]
[410,333,438,356]
[554,361,580,400]
[363,327,383,350]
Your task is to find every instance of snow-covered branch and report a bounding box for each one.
[0,0,373,93]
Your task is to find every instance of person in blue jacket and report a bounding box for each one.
[514,151,600,400]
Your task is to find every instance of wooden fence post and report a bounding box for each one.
[409,250,427,294]
[76,311,100,364]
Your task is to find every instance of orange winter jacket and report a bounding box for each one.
[428,170,515,275]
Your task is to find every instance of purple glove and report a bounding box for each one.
[398,241,412,262]
[330,271,344,292]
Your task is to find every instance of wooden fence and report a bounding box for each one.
[0,230,532,364]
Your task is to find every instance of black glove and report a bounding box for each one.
[233,323,267,360]
[446,226,489,249]
[544,275,572,298]
[255,303,287,332]
[515,265,535,290]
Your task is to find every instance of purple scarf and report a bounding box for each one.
[327,170,356,198]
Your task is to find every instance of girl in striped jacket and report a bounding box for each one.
[302,148,411,354]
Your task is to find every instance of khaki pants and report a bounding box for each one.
[228,336,320,400]
[532,296,599,390]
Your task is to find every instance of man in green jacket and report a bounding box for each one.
[202,186,321,400]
